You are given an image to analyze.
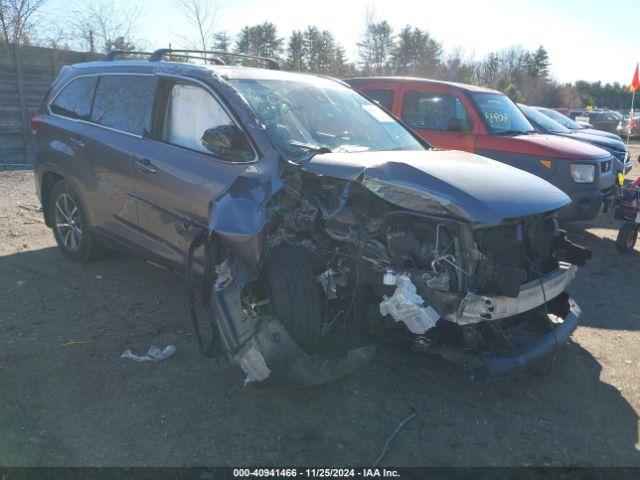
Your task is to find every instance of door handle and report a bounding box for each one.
[69,136,85,149]
[135,157,157,174]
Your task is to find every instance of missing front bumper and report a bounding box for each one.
[471,295,581,381]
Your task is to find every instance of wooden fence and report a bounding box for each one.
[0,45,101,166]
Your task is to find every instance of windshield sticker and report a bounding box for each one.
[484,111,510,130]
[362,104,395,122]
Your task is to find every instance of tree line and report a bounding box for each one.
[209,19,633,110]
[0,0,633,109]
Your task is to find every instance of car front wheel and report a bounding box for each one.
[263,245,323,353]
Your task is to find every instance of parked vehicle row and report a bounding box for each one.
[618,115,640,138]
[518,103,632,174]
[534,107,623,141]
[347,77,619,221]
[32,51,602,387]
[560,108,623,133]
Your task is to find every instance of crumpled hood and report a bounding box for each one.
[301,150,571,226]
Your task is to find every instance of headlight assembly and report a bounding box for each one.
[569,164,595,183]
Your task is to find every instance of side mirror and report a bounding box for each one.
[201,125,253,162]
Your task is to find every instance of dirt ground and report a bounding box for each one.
[1,144,640,467]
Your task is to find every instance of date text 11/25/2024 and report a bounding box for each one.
[232,468,401,478]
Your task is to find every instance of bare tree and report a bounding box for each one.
[0,0,48,45]
[172,0,219,51]
[66,0,142,53]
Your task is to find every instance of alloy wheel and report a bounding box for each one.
[54,193,83,252]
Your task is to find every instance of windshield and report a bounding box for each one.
[226,77,424,160]
[519,104,570,134]
[537,107,584,130]
[470,92,535,134]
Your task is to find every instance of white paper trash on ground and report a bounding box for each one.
[120,345,176,362]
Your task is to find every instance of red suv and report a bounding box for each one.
[347,77,617,221]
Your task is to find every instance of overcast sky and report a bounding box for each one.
[45,0,640,84]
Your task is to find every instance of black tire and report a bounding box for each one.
[264,245,323,353]
[49,179,104,262]
[616,223,638,253]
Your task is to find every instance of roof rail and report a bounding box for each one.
[104,50,154,61]
[148,49,281,70]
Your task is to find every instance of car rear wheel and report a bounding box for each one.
[616,223,638,253]
[49,180,104,262]
[263,245,323,353]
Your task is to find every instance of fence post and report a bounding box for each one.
[14,45,33,164]
[51,47,60,76]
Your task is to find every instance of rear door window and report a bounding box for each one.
[362,89,395,111]
[401,91,473,132]
[50,76,97,120]
[92,75,155,135]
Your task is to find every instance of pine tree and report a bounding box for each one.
[332,44,349,77]
[303,26,323,72]
[212,32,230,52]
[235,23,283,65]
[299,27,347,75]
[235,26,254,55]
[257,22,283,58]
[527,45,550,78]
[391,26,441,76]
[286,30,306,71]
[358,20,394,75]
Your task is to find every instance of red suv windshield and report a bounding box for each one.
[470,92,535,135]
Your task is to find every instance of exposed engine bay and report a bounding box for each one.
[271,172,581,320]
[191,155,591,387]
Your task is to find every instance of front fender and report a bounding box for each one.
[475,149,557,180]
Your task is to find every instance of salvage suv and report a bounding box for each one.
[32,50,590,386]
[347,77,617,221]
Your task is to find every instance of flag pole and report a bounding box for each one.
[627,89,635,147]
[628,63,639,148]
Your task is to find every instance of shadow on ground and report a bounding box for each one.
[0,245,638,466]
[565,223,640,331]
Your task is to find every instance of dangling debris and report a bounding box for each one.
[379,275,440,334]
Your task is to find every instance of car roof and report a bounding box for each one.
[345,76,500,94]
[68,60,348,85]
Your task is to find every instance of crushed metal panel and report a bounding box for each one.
[448,263,577,324]
[207,175,284,271]
[301,150,571,225]
[209,259,377,387]
[238,346,271,385]
[230,317,376,387]
[362,174,468,220]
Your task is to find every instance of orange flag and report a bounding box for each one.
[630,63,640,93]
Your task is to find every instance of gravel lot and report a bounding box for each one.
[1,144,640,467]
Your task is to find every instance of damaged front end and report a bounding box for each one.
[197,151,590,386]
[207,257,376,387]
